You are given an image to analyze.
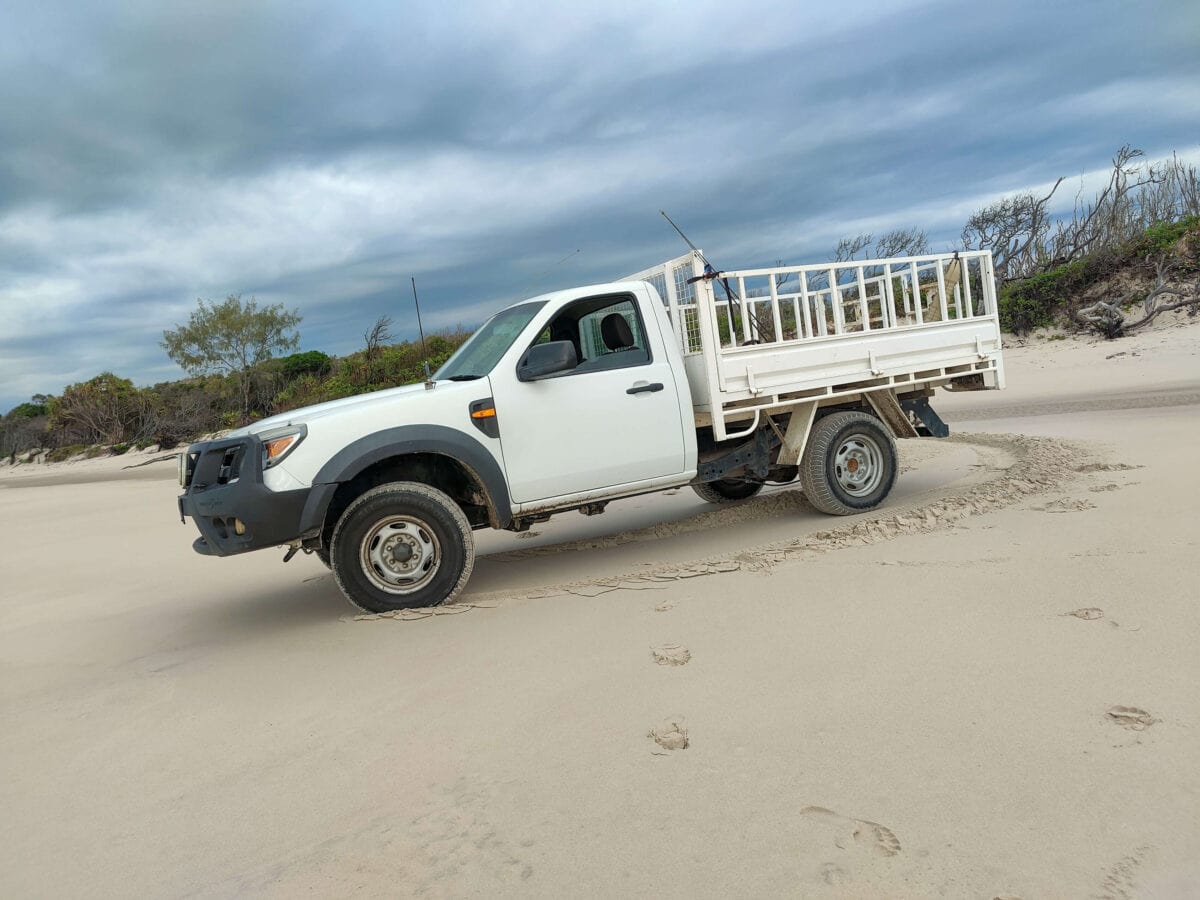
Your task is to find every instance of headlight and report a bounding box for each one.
[179,450,198,487]
[259,425,307,469]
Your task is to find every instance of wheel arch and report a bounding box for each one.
[298,425,512,542]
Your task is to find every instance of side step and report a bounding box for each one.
[900,396,950,438]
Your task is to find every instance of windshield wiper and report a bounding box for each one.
[446,374,484,381]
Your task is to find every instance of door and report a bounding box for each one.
[491,292,688,504]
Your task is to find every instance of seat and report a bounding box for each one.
[571,312,645,374]
[600,313,635,351]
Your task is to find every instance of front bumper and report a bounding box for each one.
[178,434,313,556]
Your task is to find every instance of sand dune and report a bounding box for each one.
[2,324,1198,898]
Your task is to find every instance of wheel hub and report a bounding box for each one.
[361,516,440,594]
[385,534,418,568]
[834,435,884,497]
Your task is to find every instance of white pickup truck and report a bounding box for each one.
[178,249,1004,612]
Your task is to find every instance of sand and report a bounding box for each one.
[2,323,1198,898]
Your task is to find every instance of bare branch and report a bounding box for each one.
[833,233,872,262]
[363,315,393,359]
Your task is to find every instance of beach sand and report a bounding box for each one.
[2,323,1198,897]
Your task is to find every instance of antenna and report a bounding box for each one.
[660,210,705,261]
[411,276,434,389]
[522,248,582,296]
[659,210,774,342]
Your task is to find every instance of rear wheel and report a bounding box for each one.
[330,481,475,613]
[799,411,897,515]
[691,479,763,504]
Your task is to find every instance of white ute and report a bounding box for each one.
[177,248,1005,612]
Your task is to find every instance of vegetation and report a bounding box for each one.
[831,146,1200,335]
[2,322,471,460]
[997,216,1199,333]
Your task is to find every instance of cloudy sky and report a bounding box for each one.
[1,0,1197,412]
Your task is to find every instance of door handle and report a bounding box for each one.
[627,382,664,395]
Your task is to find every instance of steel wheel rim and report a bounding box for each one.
[360,515,441,594]
[833,433,884,497]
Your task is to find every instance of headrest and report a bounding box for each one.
[600,313,635,351]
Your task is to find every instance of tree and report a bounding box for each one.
[1048,145,1159,268]
[162,295,301,422]
[48,372,151,445]
[361,315,393,385]
[831,228,929,262]
[962,179,1063,282]
[1,397,51,458]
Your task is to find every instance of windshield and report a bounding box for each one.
[434,301,547,381]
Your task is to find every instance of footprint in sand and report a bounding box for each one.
[1064,607,1104,620]
[651,644,691,666]
[1089,483,1122,493]
[1106,706,1158,731]
[648,721,689,751]
[1093,845,1151,900]
[820,862,849,885]
[799,806,901,858]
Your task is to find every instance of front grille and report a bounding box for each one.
[216,446,244,485]
[183,439,252,492]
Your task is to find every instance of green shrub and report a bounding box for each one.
[1130,215,1199,259]
[998,263,1083,332]
[279,350,332,380]
[7,402,48,419]
[111,442,131,455]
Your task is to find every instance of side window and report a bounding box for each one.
[576,299,647,364]
[523,294,652,377]
[570,297,650,375]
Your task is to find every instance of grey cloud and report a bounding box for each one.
[2,0,1198,411]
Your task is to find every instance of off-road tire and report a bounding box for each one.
[799,411,897,516]
[691,479,764,504]
[330,481,475,613]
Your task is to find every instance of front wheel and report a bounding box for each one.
[330,481,475,613]
[799,411,897,515]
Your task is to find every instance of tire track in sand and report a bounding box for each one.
[347,431,1109,618]
[458,432,1103,606]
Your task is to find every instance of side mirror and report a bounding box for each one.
[518,341,578,381]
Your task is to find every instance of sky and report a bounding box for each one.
[1,0,1198,412]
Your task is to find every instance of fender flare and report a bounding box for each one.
[297,425,512,533]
